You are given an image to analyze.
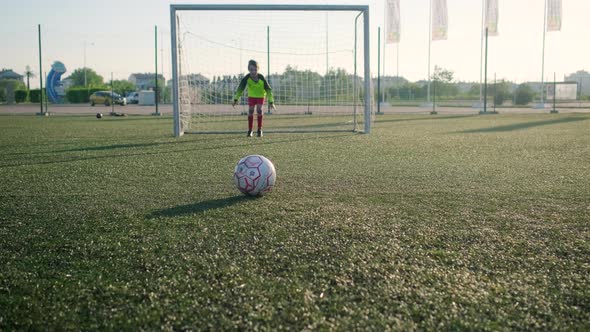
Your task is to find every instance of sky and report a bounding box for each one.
[1,0,589,89]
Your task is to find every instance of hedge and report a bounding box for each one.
[29,89,41,103]
[15,90,28,103]
[66,87,108,103]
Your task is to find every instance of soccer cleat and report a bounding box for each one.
[257,129,263,137]
[247,130,253,137]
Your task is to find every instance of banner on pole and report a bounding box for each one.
[485,0,499,36]
[432,0,448,41]
[386,0,401,43]
[547,0,562,31]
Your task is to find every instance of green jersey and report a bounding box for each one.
[233,74,274,103]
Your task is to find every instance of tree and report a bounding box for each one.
[397,82,424,100]
[514,83,534,105]
[160,85,172,104]
[431,66,457,97]
[493,80,512,106]
[24,66,35,91]
[321,68,352,103]
[432,66,454,83]
[66,68,104,87]
[467,84,481,98]
[111,80,136,96]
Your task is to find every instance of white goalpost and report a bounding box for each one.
[170,4,372,136]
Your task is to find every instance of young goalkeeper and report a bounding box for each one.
[232,59,276,137]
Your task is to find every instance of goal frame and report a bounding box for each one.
[170,4,372,137]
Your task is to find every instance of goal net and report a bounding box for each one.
[545,82,579,101]
[170,4,373,136]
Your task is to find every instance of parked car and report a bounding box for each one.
[126,92,139,104]
[90,91,126,106]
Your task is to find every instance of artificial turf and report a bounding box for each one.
[0,113,589,330]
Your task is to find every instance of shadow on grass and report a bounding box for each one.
[149,195,253,218]
[457,116,589,134]
[0,133,352,168]
[1,135,246,156]
[377,114,478,123]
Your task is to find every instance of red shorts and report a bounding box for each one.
[248,97,265,107]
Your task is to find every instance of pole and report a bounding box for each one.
[38,24,44,114]
[382,1,386,107]
[111,72,114,115]
[239,39,242,78]
[154,25,160,115]
[83,42,94,102]
[493,73,496,113]
[553,72,556,112]
[325,13,329,111]
[84,41,89,102]
[377,26,381,114]
[397,42,400,98]
[363,8,371,134]
[540,0,547,106]
[427,0,432,104]
[353,12,362,131]
[171,9,181,136]
[44,71,48,112]
[160,30,164,82]
[326,13,329,74]
[551,72,558,113]
[84,41,87,88]
[483,28,489,113]
[431,79,437,115]
[578,75,582,106]
[479,0,485,107]
[267,25,271,114]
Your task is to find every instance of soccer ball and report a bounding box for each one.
[234,155,276,196]
[96,113,103,119]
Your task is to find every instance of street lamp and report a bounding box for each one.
[83,41,95,87]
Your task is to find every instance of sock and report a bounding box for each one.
[257,114,263,130]
[248,115,253,130]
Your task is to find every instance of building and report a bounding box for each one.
[565,70,590,96]
[0,69,24,81]
[128,73,165,90]
[61,77,74,90]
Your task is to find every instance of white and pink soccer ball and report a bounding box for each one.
[234,155,276,196]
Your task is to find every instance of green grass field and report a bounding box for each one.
[1,113,589,330]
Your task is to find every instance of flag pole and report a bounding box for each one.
[377,27,382,114]
[153,25,160,116]
[427,0,432,104]
[382,2,386,106]
[267,25,271,114]
[483,27,489,113]
[479,0,485,108]
[540,0,548,107]
[396,43,400,98]
[551,72,559,113]
[37,24,47,116]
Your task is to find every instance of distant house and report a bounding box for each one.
[185,73,210,85]
[166,74,210,87]
[565,70,590,96]
[61,77,74,90]
[0,69,24,81]
[128,73,165,90]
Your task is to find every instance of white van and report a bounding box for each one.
[126,92,139,104]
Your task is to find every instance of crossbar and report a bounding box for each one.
[171,4,369,12]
